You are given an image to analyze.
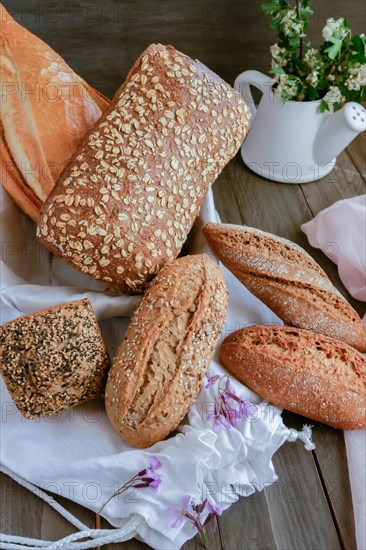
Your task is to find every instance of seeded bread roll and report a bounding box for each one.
[203,223,366,352]
[220,325,366,430]
[37,44,250,293]
[0,299,110,418]
[105,254,228,448]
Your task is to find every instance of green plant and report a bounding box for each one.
[262,0,366,111]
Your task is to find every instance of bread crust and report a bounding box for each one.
[37,44,249,293]
[203,223,366,352]
[0,299,110,418]
[0,5,109,219]
[220,325,366,430]
[105,254,228,448]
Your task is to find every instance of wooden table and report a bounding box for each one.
[1,1,365,548]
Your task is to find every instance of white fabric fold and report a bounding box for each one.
[1,185,290,549]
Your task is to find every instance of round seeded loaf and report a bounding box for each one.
[220,325,366,430]
[0,299,110,418]
[105,254,228,448]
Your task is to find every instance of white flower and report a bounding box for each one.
[304,47,319,69]
[306,71,319,87]
[270,43,287,68]
[327,73,336,82]
[322,17,347,41]
[322,85,345,105]
[345,64,366,91]
[281,9,305,37]
[276,73,299,98]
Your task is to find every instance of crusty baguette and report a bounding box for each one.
[37,44,250,292]
[203,223,366,352]
[0,5,109,221]
[0,299,110,418]
[105,254,228,448]
[220,325,366,430]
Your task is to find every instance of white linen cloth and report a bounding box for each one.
[0,185,308,549]
[302,194,366,550]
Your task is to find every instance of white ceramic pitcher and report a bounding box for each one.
[234,70,366,184]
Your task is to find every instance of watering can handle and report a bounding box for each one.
[234,70,275,119]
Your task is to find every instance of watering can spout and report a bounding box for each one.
[314,102,365,166]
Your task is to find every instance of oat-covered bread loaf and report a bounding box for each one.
[37,44,250,293]
[203,223,366,352]
[105,254,228,448]
[0,299,110,418]
[220,325,366,430]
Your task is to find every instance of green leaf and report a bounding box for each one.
[270,67,286,75]
[320,100,330,113]
[324,37,343,60]
[351,35,364,53]
[350,53,366,63]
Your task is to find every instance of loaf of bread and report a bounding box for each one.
[0,299,110,418]
[105,254,228,447]
[203,223,366,352]
[37,44,250,293]
[220,325,366,430]
[0,5,109,221]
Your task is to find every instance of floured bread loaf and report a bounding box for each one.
[37,44,250,293]
[203,222,366,352]
[220,325,366,430]
[105,254,228,447]
[0,5,109,221]
[0,299,110,418]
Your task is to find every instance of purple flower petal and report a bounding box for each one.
[206,501,224,516]
[182,495,192,510]
[148,456,161,470]
[168,509,185,529]
[204,372,220,389]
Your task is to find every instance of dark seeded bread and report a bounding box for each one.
[105,254,228,448]
[203,223,366,352]
[220,325,366,430]
[0,299,110,418]
[37,44,250,293]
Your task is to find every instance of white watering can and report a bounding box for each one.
[235,70,366,184]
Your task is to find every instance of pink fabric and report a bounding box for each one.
[301,194,366,303]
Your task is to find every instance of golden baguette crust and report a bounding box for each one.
[105,254,228,448]
[0,299,110,418]
[203,223,366,352]
[220,325,366,430]
[0,5,109,220]
[37,44,250,293]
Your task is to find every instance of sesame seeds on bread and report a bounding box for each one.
[0,299,110,418]
[220,325,366,430]
[203,223,366,352]
[37,44,250,293]
[105,254,228,448]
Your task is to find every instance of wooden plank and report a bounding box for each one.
[346,129,366,180]
[265,439,342,550]
[40,495,95,542]
[217,491,277,550]
[0,472,43,539]
[310,424,357,550]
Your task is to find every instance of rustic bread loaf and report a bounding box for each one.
[37,44,250,293]
[220,325,366,430]
[0,299,110,418]
[0,5,109,221]
[105,254,228,448]
[203,223,366,352]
